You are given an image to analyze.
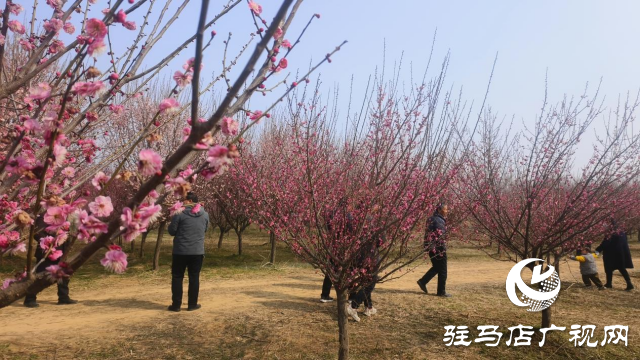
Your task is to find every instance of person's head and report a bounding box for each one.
[436,203,449,217]
[607,217,617,231]
[185,192,198,205]
[578,247,590,255]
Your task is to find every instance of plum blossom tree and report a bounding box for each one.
[0,0,345,307]
[459,88,640,327]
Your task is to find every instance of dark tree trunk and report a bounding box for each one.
[269,232,276,264]
[336,288,350,360]
[130,240,135,253]
[139,232,148,258]
[153,221,166,271]
[237,230,242,255]
[637,228,639,242]
[117,235,123,247]
[541,306,552,328]
[217,228,225,249]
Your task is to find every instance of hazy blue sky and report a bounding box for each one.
[34,1,640,147]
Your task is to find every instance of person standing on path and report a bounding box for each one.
[596,218,635,291]
[167,192,209,312]
[417,203,451,297]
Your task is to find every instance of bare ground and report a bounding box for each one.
[1,245,639,359]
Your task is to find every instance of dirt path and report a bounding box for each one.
[2,259,585,347]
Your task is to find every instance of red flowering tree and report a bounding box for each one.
[0,0,344,307]
[235,63,466,359]
[459,90,640,327]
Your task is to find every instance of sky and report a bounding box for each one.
[29,0,640,155]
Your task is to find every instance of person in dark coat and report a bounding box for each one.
[417,203,451,297]
[24,216,78,307]
[596,219,635,290]
[167,192,209,312]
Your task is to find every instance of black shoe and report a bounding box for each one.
[625,285,635,291]
[187,304,201,311]
[437,293,452,298]
[24,301,39,308]
[598,286,605,290]
[604,284,613,289]
[167,305,181,312]
[320,296,334,303]
[58,298,78,305]
[417,281,428,294]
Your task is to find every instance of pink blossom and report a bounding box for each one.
[53,144,67,165]
[9,3,24,15]
[48,249,63,261]
[63,22,75,34]
[8,20,26,35]
[78,211,108,242]
[248,0,262,15]
[46,0,61,9]
[72,81,105,96]
[88,39,106,57]
[28,83,52,101]
[19,39,35,51]
[92,171,110,190]
[221,117,239,136]
[182,57,203,71]
[44,19,64,33]
[89,196,113,217]
[282,39,292,49]
[278,58,288,69]
[23,118,40,133]
[159,98,180,113]
[44,206,67,230]
[86,18,107,39]
[120,208,146,242]
[48,39,65,54]
[249,110,263,121]
[208,145,229,159]
[173,71,193,87]
[169,201,185,216]
[138,149,163,176]
[100,246,128,273]
[273,27,283,40]
[115,9,127,23]
[109,104,125,115]
[46,264,71,282]
[191,203,202,214]
[123,21,137,30]
[62,167,75,177]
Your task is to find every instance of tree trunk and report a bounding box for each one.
[336,288,350,360]
[541,306,552,328]
[130,240,135,253]
[139,231,148,258]
[153,221,166,271]
[117,235,123,247]
[637,228,639,242]
[217,228,224,249]
[553,254,560,276]
[237,230,242,255]
[269,232,276,264]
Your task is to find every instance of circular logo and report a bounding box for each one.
[505,258,561,312]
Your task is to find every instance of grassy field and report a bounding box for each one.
[1,229,639,359]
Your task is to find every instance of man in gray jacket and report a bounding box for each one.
[167,192,209,312]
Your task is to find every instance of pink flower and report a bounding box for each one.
[248,0,262,15]
[221,117,239,136]
[48,39,65,54]
[46,264,71,282]
[191,203,202,214]
[159,98,180,113]
[86,18,107,40]
[8,20,26,35]
[115,9,127,23]
[44,18,64,33]
[282,39,292,49]
[72,81,105,96]
[89,196,113,217]
[44,206,67,230]
[249,110,263,121]
[61,167,75,177]
[273,27,283,40]
[278,58,288,69]
[182,57,203,71]
[28,83,52,101]
[63,22,75,34]
[92,171,110,190]
[208,145,229,159]
[109,104,125,115]
[173,71,193,87]
[46,0,61,9]
[88,39,106,57]
[9,3,24,15]
[138,149,163,176]
[101,246,128,273]
[19,39,35,51]
[123,21,137,30]
[78,211,108,242]
[169,201,185,216]
[48,249,63,261]
[53,144,67,165]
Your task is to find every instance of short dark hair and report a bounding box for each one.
[186,192,198,203]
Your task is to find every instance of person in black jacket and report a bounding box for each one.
[167,192,209,312]
[24,216,77,307]
[417,204,451,297]
[596,219,635,291]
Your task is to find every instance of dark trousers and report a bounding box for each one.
[321,274,332,298]
[24,247,71,304]
[350,277,377,309]
[605,267,633,288]
[171,254,204,307]
[419,254,447,295]
[582,273,603,288]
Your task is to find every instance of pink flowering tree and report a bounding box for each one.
[459,89,640,327]
[235,62,467,359]
[0,0,345,307]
